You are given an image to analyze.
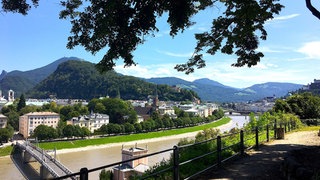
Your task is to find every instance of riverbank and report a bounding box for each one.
[0,117,232,157]
[56,120,234,154]
[37,117,231,151]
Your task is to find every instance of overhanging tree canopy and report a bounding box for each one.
[2,0,319,73]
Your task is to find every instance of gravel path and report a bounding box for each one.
[195,130,320,180]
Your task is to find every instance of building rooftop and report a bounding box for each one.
[24,112,59,116]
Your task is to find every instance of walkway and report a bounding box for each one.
[15,141,75,179]
[194,131,320,180]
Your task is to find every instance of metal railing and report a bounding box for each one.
[50,120,296,180]
[16,141,76,179]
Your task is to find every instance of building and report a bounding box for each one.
[178,103,218,118]
[158,105,175,115]
[8,89,14,102]
[134,106,153,121]
[69,113,109,133]
[0,114,7,128]
[300,79,320,95]
[19,112,60,138]
[113,145,149,180]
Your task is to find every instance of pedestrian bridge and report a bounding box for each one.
[12,141,76,179]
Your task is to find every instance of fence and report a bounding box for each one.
[51,120,297,180]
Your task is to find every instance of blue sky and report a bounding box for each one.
[1,0,320,88]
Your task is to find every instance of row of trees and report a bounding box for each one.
[30,108,224,140]
[32,124,91,141]
[96,108,224,135]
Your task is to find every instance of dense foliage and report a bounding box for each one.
[0,75,36,98]
[96,108,224,135]
[88,97,137,124]
[0,126,14,143]
[28,60,199,101]
[273,92,320,119]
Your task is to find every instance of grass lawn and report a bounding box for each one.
[0,145,13,157]
[293,125,320,132]
[38,117,231,150]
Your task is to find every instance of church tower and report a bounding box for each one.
[8,89,14,102]
[152,85,159,112]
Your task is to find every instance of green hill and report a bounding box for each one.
[28,60,199,101]
[0,57,81,97]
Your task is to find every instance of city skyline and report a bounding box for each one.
[2,0,320,88]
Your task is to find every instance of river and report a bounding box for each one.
[0,116,248,180]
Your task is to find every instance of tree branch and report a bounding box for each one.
[306,0,320,20]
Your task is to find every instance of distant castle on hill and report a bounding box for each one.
[300,79,320,94]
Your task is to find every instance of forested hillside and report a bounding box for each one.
[28,60,199,101]
[0,57,80,96]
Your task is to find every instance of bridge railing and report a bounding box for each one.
[50,120,297,180]
[16,141,76,179]
[26,142,74,176]
[16,142,60,178]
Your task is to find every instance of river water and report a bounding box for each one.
[0,116,248,180]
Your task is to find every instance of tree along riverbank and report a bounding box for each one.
[0,117,231,157]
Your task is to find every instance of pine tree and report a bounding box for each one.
[17,94,26,111]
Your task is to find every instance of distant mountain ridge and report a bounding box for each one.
[1,57,304,102]
[146,78,303,102]
[0,57,82,96]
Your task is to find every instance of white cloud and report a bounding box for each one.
[297,41,320,59]
[273,14,300,21]
[266,14,300,25]
[156,50,194,58]
[257,46,282,53]
[197,27,208,31]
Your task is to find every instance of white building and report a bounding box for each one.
[179,103,218,118]
[8,89,14,102]
[69,113,109,133]
[113,145,149,180]
[19,112,60,138]
[158,105,176,116]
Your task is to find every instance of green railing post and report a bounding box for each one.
[80,167,88,180]
[217,136,222,167]
[173,146,179,180]
[266,124,269,142]
[255,126,259,149]
[240,130,244,156]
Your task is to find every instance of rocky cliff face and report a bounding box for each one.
[0,70,7,81]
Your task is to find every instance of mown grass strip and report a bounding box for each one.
[294,125,320,132]
[38,117,231,150]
